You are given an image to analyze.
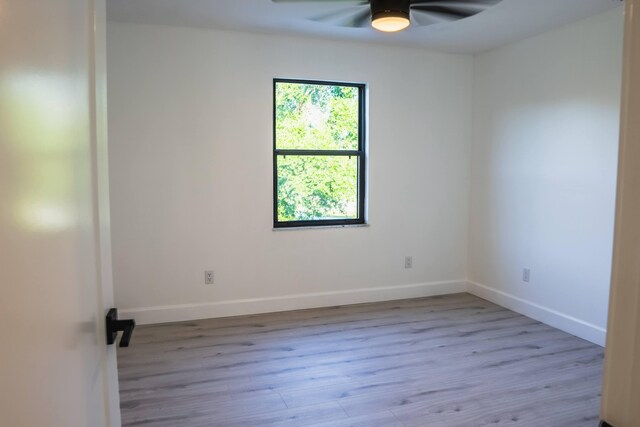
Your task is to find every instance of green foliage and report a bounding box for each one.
[275,82,360,221]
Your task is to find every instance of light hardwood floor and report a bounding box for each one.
[117,293,604,426]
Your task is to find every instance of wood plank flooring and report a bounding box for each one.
[117,293,604,426]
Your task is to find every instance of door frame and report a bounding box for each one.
[601,0,640,425]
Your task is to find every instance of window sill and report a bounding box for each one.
[272,223,369,231]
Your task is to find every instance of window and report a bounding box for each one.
[273,79,366,228]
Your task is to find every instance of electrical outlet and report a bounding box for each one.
[523,268,530,283]
[205,270,214,285]
[405,256,413,269]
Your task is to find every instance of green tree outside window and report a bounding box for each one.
[274,80,366,227]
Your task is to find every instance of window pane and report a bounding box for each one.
[275,82,359,151]
[277,155,359,222]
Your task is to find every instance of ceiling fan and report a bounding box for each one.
[272,0,502,33]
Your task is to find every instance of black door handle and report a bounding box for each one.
[106,308,136,347]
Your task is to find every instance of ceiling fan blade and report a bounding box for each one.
[272,0,367,3]
[410,11,443,26]
[411,10,474,26]
[338,9,372,27]
[410,10,465,25]
[311,6,370,24]
[411,1,497,26]
[410,0,500,18]
[410,0,500,5]
[412,3,484,13]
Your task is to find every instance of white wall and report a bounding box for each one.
[468,8,624,345]
[107,23,473,323]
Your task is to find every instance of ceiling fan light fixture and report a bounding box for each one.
[371,12,410,32]
[370,0,411,33]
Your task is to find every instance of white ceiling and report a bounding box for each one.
[106,0,623,54]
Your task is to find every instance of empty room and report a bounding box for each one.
[3,0,640,426]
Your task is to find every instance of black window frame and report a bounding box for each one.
[273,78,366,229]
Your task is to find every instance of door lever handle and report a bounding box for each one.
[106,308,136,347]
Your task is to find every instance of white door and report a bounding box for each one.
[0,0,121,426]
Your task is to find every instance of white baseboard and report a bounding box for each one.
[121,280,467,325]
[466,281,606,346]
[120,279,606,347]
